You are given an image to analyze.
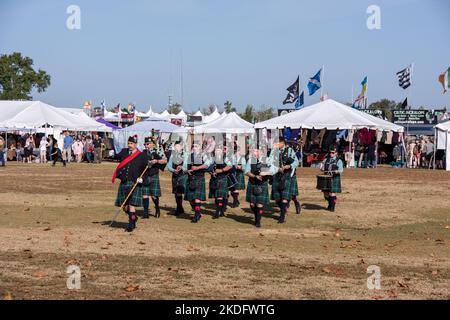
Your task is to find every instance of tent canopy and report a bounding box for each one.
[255,99,404,132]
[436,120,450,132]
[0,100,109,131]
[191,112,254,134]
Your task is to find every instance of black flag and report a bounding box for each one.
[396,65,412,89]
[400,98,408,109]
[283,76,300,105]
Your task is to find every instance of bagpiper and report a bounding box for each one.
[229,145,246,208]
[185,141,211,223]
[167,141,189,216]
[112,135,148,232]
[245,147,275,228]
[141,137,167,218]
[269,137,299,224]
[320,145,343,212]
[208,145,233,219]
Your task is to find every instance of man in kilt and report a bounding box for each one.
[142,137,167,218]
[320,145,343,212]
[208,145,233,219]
[245,147,275,228]
[112,135,149,232]
[167,141,189,216]
[229,145,246,208]
[185,141,211,223]
[270,137,299,224]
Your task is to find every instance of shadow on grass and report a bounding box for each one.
[302,203,327,211]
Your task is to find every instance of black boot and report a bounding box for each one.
[153,197,160,218]
[191,204,201,223]
[278,202,286,224]
[142,198,150,219]
[126,211,136,232]
[222,197,228,215]
[231,192,239,208]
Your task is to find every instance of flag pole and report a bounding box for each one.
[351,85,354,104]
[365,76,369,108]
[320,65,325,100]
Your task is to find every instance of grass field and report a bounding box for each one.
[0,162,449,300]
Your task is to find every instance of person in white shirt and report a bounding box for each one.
[39,136,48,164]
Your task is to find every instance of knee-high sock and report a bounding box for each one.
[143,198,149,215]
[194,203,201,219]
[175,195,183,212]
[279,202,287,221]
[256,207,263,225]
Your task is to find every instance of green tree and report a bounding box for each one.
[368,99,402,121]
[224,100,236,113]
[240,104,254,123]
[201,104,217,115]
[254,105,275,122]
[0,52,51,100]
[168,103,182,114]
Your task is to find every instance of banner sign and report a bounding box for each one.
[361,109,385,119]
[120,113,135,120]
[277,108,296,116]
[91,107,104,118]
[171,118,183,126]
[393,110,449,125]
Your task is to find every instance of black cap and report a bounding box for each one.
[128,135,138,144]
[329,144,337,152]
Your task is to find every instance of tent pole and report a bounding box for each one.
[433,128,437,170]
[4,131,7,165]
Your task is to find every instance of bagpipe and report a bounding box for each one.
[275,149,295,191]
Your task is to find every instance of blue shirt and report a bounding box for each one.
[63,136,73,149]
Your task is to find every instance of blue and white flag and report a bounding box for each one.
[307,68,322,96]
[100,99,106,110]
[295,91,304,109]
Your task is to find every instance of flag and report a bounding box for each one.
[282,76,300,104]
[114,103,120,113]
[352,94,365,109]
[295,91,304,109]
[438,67,450,94]
[400,98,408,109]
[307,68,322,96]
[100,99,106,110]
[360,76,368,95]
[396,65,412,89]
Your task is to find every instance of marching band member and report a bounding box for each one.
[185,140,211,223]
[208,145,233,219]
[269,137,299,224]
[142,137,167,219]
[245,147,275,228]
[112,135,148,232]
[320,145,344,212]
[167,141,189,216]
[229,145,246,208]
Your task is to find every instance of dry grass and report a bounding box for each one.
[0,162,449,300]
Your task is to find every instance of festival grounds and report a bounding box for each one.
[0,163,449,300]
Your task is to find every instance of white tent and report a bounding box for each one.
[434,120,450,171]
[193,110,203,117]
[0,100,108,131]
[191,112,254,134]
[255,99,404,132]
[203,108,221,124]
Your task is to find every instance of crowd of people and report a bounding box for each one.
[0,131,112,165]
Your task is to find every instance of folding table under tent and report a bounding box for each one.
[434,120,450,171]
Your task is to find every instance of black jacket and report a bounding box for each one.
[116,148,149,183]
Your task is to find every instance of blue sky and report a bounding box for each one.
[1,0,449,112]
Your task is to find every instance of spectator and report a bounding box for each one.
[72,137,84,163]
[425,139,434,167]
[0,136,5,167]
[24,135,35,163]
[39,136,48,164]
[92,134,103,164]
[63,131,74,163]
[85,135,94,163]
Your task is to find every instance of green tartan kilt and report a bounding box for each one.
[142,174,161,197]
[209,175,229,199]
[330,174,342,193]
[171,173,188,194]
[246,180,270,205]
[115,181,143,207]
[184,174,207,201]
[231,170,246,190]
[271,173,296,201]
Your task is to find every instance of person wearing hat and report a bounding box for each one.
[320,144,344,212]
[229,145,246,208]
[167,141,189,216]
[141,137,167,218]
[208,144,233,219]
[112,135,149,232]
[269,137,300,224]
[185,140,211,223]
[245,147,275,228]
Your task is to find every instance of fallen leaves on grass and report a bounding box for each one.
[322,267,332,274]
[23,208,30,212]
[2,292,13,300]
[31,271,48,278]
[137,241,146,245]
[43,227,51,231]
[124,284,140,292]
